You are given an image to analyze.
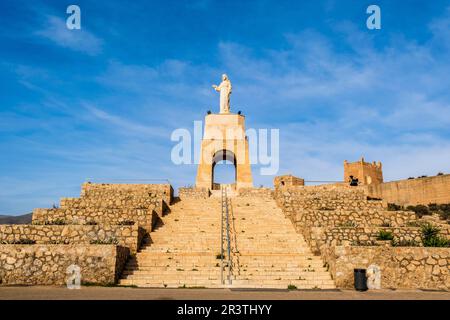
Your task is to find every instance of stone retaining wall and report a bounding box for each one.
[304,226,424,254]
[323,245,450,290]
[364,174,450,206]
[32,207,158,234]
[0,244,129,285]
[275,186,417,228]
[0,224,145,254]
[238,188,274,198]
[178,187,210,199]
[81,182,173,205]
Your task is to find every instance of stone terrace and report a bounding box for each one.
[0,183,172,286]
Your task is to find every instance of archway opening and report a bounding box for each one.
[212,150,236,190]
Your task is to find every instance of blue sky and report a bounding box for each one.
[1,0,450,214]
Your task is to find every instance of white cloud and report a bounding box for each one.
[35,15,103,55]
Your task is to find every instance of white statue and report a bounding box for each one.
[366,264,381,289]
[212,74,232,114]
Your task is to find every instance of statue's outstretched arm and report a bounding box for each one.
[212,84,221,92]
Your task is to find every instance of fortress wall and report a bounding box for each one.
[365,174,450,206]
[32,207,158,233]
[0,244,129,285]
[0,224,145,254]
[322,246,450,290]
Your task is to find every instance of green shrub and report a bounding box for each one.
[287,284,297,290]
[118,220,135,226]
[1,239,36,245]
[406,205,430,218]
[421,223,450,247]
[45,219,66,225]
[387,203,403,211]
[377,230,394,241]
[215,253,224,259]
[390,239,421,247]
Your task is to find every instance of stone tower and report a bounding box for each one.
[195,113,253,190]
[344,157,383,185]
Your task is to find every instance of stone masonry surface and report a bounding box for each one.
[323,245,450,290]
[0,224,145,254]
[0,244,129,285]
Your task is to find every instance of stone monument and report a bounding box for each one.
[196,75,253,190]
[212,74,232,114]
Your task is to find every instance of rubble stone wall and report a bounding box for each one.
[0,244,129,285]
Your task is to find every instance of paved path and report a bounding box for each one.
[0,286,449,300]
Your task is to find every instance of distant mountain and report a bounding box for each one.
[0,213,33,224]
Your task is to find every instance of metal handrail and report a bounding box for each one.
[220,187,224,284]
[225,186,231,285]
[220,185,232,285]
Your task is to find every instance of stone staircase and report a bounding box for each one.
[228,195,335,289]
[120,191,335,289]
[119,197,223,288]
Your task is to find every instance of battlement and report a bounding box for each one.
[344,157,383,185]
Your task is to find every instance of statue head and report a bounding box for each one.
[222,74,228,81]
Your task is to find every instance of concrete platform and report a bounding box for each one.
[0,286,449,300]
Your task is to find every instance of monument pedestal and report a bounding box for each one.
[195,113,253,190]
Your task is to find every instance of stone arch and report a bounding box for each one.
[211,149,237,190]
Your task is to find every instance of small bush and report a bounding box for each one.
[387,203,403,211]
[406,221,423,227]
[437,172,444,176]
[118,220,135,226]
[216,253,224,259]
[1,239,36,245]
[351,240,378,246]
[90,237,118,245]
[391,239,421,247]
[337,221,357,228]
[377,230,394,241]
[287,284,297,290]
[46,219,66,225]
[421,223,450,247]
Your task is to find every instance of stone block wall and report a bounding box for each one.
[304,226,425,254]
[178,187,210,199]
[81,182,173,206]
[0,224,145,254]
[0,244,129,285]
[276,186,416,228]
[323,246,449,290]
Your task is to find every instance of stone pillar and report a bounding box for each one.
[195,113,253,190]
